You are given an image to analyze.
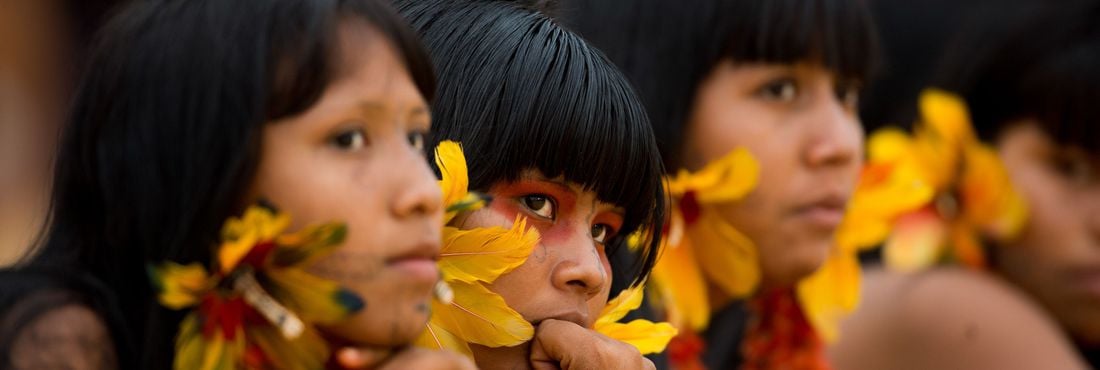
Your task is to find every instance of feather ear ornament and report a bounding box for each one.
[149,204,363,370]
[415,141,538,357]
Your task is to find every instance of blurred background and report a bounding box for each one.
[0,0,1066,263]
[0,0,124,264]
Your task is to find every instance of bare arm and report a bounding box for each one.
[830,267,1086,370]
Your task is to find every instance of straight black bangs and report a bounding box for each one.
[937,0,1100,154]
[562,0,879,170]
[398,0,666,289]
[720,0,878,83]
[269,0,436,119]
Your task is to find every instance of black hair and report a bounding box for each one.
[934,0,1100,154]
[395,0,666,294]
[22,0,433,368]
[562,0,879,169]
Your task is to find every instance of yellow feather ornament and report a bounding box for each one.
[594,286,678,355]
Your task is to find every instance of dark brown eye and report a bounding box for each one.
[1051,150,1096,186]
[408,131,426,152]
[592,224,611,244]
[521,195,555,219]
[757,78,798,102]
[331,129,366,150]
[836,83,861,110]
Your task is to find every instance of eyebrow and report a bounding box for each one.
[517,172,575,194]
[359,102,429,119]
[357,101,386,118]
[516,172,625,212]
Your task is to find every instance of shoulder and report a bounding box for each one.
[830,267,1086,370]
[0,268,122,370]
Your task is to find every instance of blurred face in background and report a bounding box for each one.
[682,60,864,289]
[995,122,1100,345]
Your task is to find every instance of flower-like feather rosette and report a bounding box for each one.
[865,89,1028,271]
[149,205,363,370]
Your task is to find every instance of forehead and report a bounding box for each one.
[512,169,625,212]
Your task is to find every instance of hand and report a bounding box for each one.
[334,345,477,370]
[529,319,655,370]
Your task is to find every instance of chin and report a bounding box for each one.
[765,239,832,287]
[322,300,431,347]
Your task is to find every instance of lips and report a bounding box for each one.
[790,193,849,229]
[385,241,441,283]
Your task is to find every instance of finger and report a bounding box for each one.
[529,319,594,369]
[334,347,391,369]
[378,347,477,370]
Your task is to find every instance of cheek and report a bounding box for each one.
[1005,163,1079,255]
[687,101,774,170]
[306,235,433,346]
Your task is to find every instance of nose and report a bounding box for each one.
[550,226,607,300]
[802,93,862,169]
[392,147,443,220]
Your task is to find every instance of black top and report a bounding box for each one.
[701,301,749,370]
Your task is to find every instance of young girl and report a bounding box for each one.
[832,1,1099,368]
[1,1,472,369]
[396,0,670,369]
[564,0,879,368]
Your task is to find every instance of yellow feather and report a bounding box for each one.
[837,154,934,252]
[271,222,347,268]
[174,313,205,370]
[596,320,678,355]
[435,141,477,224]
[183,327,242,370]
[415,320,474,358]
[219,206,291,273]
[594,285,678,355]
[960,144,1028,240]
[263,268,360,324]
[690,207,760,298]
[919,89,976,147]
[439,218,539,284]
[248,325,329,370]
[431,280,533,347]
[596,286,644,327]
[667,148,759,204]
[651,236,710,331]
[797,248,861,343]
[152,262,212,309]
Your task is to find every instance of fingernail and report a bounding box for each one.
[337,348,363,367]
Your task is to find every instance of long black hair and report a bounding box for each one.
[562,0,879,169]
[934,0,1100,154]
[21,0,434,367]
[395,0,666,295]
